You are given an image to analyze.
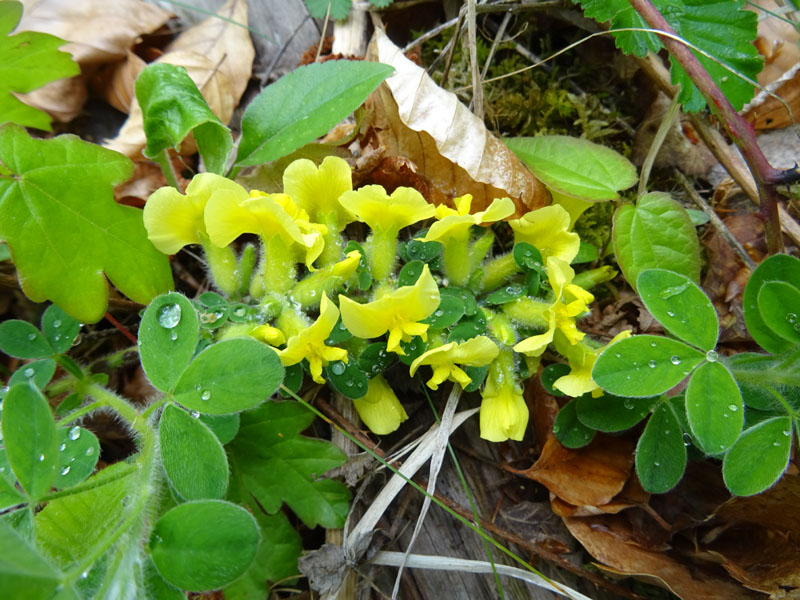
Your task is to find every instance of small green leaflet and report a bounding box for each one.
[228,401,350,529]
[575,0,762,112]
[0,124,173,323]
[0,1,80,130]
[303,0,394,19]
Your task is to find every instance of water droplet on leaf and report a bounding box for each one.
[157,303,181,329]
[330,361,346,375]
[27,333,37,341]
[23,367,35,377]
[648,360,657,368]
[705,350,718,362]
[53,320,61,328]
[61,466,70,476]
[68,426,81,441]
[727,404,738,412]
[670,355,681,365]
[200,390,212,401]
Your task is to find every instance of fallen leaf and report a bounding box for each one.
[564,515,763,600]
[91,50,148,114]
[17,0,172,122]
[518,434,635,509]
[364,29,550,217]
[105,0,253,159]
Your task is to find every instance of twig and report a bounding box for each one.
[466,0,484,118]
[481,11,512,81]
[674,170,758,271]
[628,0,793,254]
[638,93,681,198]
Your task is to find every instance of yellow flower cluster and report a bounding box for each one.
[143,156,608,442]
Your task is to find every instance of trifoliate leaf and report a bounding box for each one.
[0,1,80,130]
[303,0,352,20]
[0,124,173,323]
[575,0,762,112]
[228,401,350,529]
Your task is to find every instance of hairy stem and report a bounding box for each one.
[628,0,787,254]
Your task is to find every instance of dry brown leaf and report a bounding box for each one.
[105,0,253,159]
[17,0,172,122]
[518,435,635,509]
[564,516,763,600]
[364,29,550,217]
[91,50,148,114]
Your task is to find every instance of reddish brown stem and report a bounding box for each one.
[628,0,785,254]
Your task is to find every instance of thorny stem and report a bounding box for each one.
[628,0,793,254]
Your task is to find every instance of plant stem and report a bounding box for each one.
[628,0,790,254]
[154,149,180,191]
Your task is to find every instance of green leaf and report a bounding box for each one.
[686,208,710,226]
[592,335,704,397]
[513,242,544,272]
[358,342,395,379]
[224,511,301,598]
[0,519,61,600]
[136,63,233,175]
[637,269,718,351]
[540,363,571,395]
[0,124,173,323]
[576,0,761,112]
[504,136,636,201]
[422,294,465,328]
[142,557,185,600]
[723,417,792,496]
[576,394,657,432]
[40,304,80,354]
[173,338,284,415]
[198,413,240,445]
[1,383,57,500]
[685,361,743,453]
[0,320,52,358]
[228,401,350,528]
[571,241,599,264]
[149,500,260,592]
[486,282,527,305]
[0,450,25,510]
[35,462,134,569]
[7,359,56,389]
[139,293,199,393]
[744,254,800,353]
[613,193,701,292]
[160,405,229,500]
[758,281,800,344]
[635,402,687,493]
[0,1,80,130]
[398,260,424,286]
[404,239,443,263]
[236,61,394,166]
[553,399,595,448]
[54,426,100,489]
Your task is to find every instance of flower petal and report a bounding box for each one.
[353,375,408,434]
[480,386,528,442]
[510,205,579,264]
[283,156,354,228]
[339,185,435,233]
[144,186,205,254]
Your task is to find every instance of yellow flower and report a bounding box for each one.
[513,256,594,357]
[509,204,580,264]
[282,156,354,230]
[353,375,408,435]
[217,323,286,347]
[409,336,499,390]
[338,185,435,234]
[552,330,631,397]
[423,195,515,243]
[291,250,363,307]
[278,294,347,384]
[143,173,244,254]
[338,264,440,354]
[479,350,528,442]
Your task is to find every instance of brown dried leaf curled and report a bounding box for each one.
[365,29,549,216]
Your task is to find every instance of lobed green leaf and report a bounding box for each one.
[0,124,173,322]
[613,193,701,293]
[637,269,718,351]
[236,60,394,166]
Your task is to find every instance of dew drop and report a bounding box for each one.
[552,424,560,434]
[615,352,622,358]
[648,360,657,369]
[0,466,4,473]
[623,399,634,409]
[200,390,212,401]
[434,309,444,317]
[233,306,247,318]
[722,413,729,418]
[27,333,37,341]
[626,375,631,380]
[659,282,690,299]
[705,350,718,362]
[787,313,798,325]
[68,426,81,441]
[38,453,45,462]
[53,319,62,328]
[664,429,670,435]
[85,447,94,456]
[783,429,791,437]
[170,330,178,341]
[157,303,182,329]
[666,310,675,317]
[330,361,346,375]
[80,571,89,580]
[190,411,200,418]
[670,355,681,366]
[654,461,660,467]
[61,466,71,476]
[59,443,67,452]
[23,367,35,378]
[650,342,657,347]
[727,404,738,412]
[773,441,781,447]
[345,379,354,387]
